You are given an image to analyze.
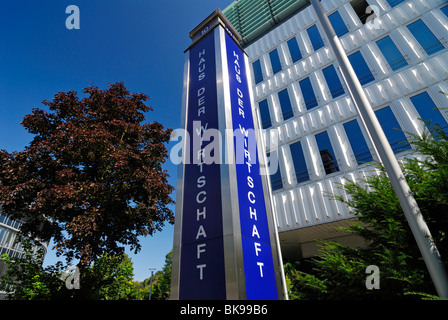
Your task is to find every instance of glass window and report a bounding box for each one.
[376,36,408,71]
[441,5,448,18]
[287,37,302,63]
[322,64,345,98]
[350,0,376,25]
[375,106,411,153]
[290,141,310,183]
[0,226,6,244]
[410,91,448,134]
[385,0,405,8]
[278,88,294,121]
[315,131,340,175]
[348,51,375,85]
[267,152,283,191]
[269,49,282,74]
[307,25,325,51]
[299,77,318,110]
[407,19,444,56]
[252,59,263,84]
[328,11,349,37]
[258,99,272,129]
[343,119,373,164]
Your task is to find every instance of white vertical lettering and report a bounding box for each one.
[248,191,255,204]
[197,87,205,96]
[197,264,206,280]
[252,224,260,238]
[197,176,206,188]
[254,242,261,256]
[197,243,206,259]
[196,191,206,204]
[247,176,254,188]
[249,207,257,220]
[196,225,207,239]
[257,262,264,277]
[197,207,206,221]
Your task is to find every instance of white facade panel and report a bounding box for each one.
[238,0,448,234]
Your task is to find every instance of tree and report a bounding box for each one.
[286,122,448,299]
[0,82,174,269]
[127,250,172,300]
[68,253,135,300]
[1,239,136,300]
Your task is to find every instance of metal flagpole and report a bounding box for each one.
[311,0,448,298]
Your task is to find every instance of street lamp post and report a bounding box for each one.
[148,268,156,300]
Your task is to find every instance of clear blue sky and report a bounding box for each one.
[0,0,235,282]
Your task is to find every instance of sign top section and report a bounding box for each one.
[188,9,242,46]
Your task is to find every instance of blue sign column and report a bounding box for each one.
[171,9,283,300]
[178,31,226,300]
[225,32,279,300]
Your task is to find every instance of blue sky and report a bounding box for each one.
[0,0,235,282]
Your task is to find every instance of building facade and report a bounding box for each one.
[0,209,48,299]
[223,0,448,260]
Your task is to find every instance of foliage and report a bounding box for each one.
[286,122,448,299]
[0,82,174,267]
[1,238,136,300]
[0,238,65,300]
[67,253,135,300]
[129,250,172,300]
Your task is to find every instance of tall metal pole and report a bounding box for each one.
[311,0,448,298]
[148,268,155,300]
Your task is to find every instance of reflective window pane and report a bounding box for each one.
[278,88,294,121]
[315,131,340,175]
[290,141,310,183]
[375,106,411,153]
[407,19,444,56]
[343,119,373,164]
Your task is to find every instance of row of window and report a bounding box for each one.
[258,22,446,128]
[258,54,366,129]
[252,7,447,85]
[0,226,21,252]
[0,214,21,230]
[268,91,447,191]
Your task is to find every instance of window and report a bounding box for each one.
[348,51,375,85]
[350,0,376,25]
[267,152,283,191]
[290,141,310,183]
[252,59,263,84]
[299,77,318,110]
[407,19,444,56]
[441,5,448,18]
[376,36,408,71]
[343,119,373,164]
[375,106,411,153]
[269,49,282,74]
[385,0,405,8]
[278,88,294,121]
[287,37,302,63]
[315,131,340,175]
[410,91,448,134]
[328,11,349,37]
[258,99,272,129]
[307,25,325,51]
[322,64,345,98]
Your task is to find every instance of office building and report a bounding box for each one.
[0,209,48,299]
[222,0,448,260]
